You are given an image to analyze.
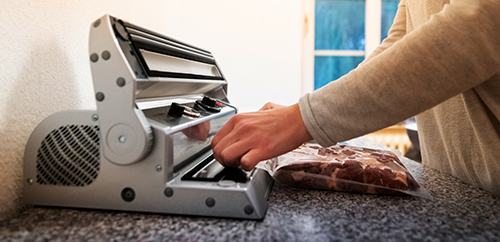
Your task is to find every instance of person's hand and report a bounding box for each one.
[211,103,313,171]
[258,102,286,111]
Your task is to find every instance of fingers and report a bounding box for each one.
[212,103,313,171]
[212,115,255,167]
[212,118,273,170]
[214,139,253,168]
[211,116,235,148]
[239,148,269,171]
[213,133,266,171]
[211,115,244,166]
[212,114,258,168]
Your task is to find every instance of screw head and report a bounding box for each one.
[102,51,111,60]
[27,178,33,185]
[116,77,126,87]
[118,135,127,143]
[90,53,98,62]
[155,165,162,172]
[91,114,99,122]
[93,19,101,28]
[95,92,105,102]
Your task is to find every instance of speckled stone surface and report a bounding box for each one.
[1,158,499,242]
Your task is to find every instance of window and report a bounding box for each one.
[302,0,400,92]
[314,0,365,89]
[381,0,399,40]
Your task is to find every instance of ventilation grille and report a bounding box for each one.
[36,125,100,186]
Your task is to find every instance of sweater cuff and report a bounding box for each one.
[298,94,336,147]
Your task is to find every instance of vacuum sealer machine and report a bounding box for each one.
[23,15,274,219]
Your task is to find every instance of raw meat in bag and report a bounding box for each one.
[257,143,431,198]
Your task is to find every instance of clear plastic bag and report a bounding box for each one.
[257,142,432,199]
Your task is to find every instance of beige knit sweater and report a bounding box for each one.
[298,0,500,195]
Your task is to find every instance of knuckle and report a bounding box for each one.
[240,159,255,171]
[238,120,255,131]
[233,113,251,124]
[220,150,233,164]
[261,102,274,111]
[231,114,244,122]
[265,102,275,107]
[211,142,220,153]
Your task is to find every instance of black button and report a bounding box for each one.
[121,187,135,202]
[164,187,174,197]
[244,205,254,215]
[205,197,215,207]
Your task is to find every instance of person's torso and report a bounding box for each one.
[405,0,500,195]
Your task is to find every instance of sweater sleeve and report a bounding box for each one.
[299,0,500,147]
[363,0,407,64]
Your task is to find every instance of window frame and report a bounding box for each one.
[301,0,383,95]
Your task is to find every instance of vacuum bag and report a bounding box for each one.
[257,143,431,199]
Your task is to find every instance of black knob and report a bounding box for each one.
[168,103,200,118]
[202,96,219,107]
[168,103,185,118]
[196,97,222,113]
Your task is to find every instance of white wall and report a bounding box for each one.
[163,1,303,111]
[0,0,302,221]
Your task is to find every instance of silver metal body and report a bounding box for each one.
[23,15,273,219]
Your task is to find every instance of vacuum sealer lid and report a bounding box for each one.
[110,16,228,101]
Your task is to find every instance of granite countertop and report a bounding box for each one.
[2,158,500,241]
